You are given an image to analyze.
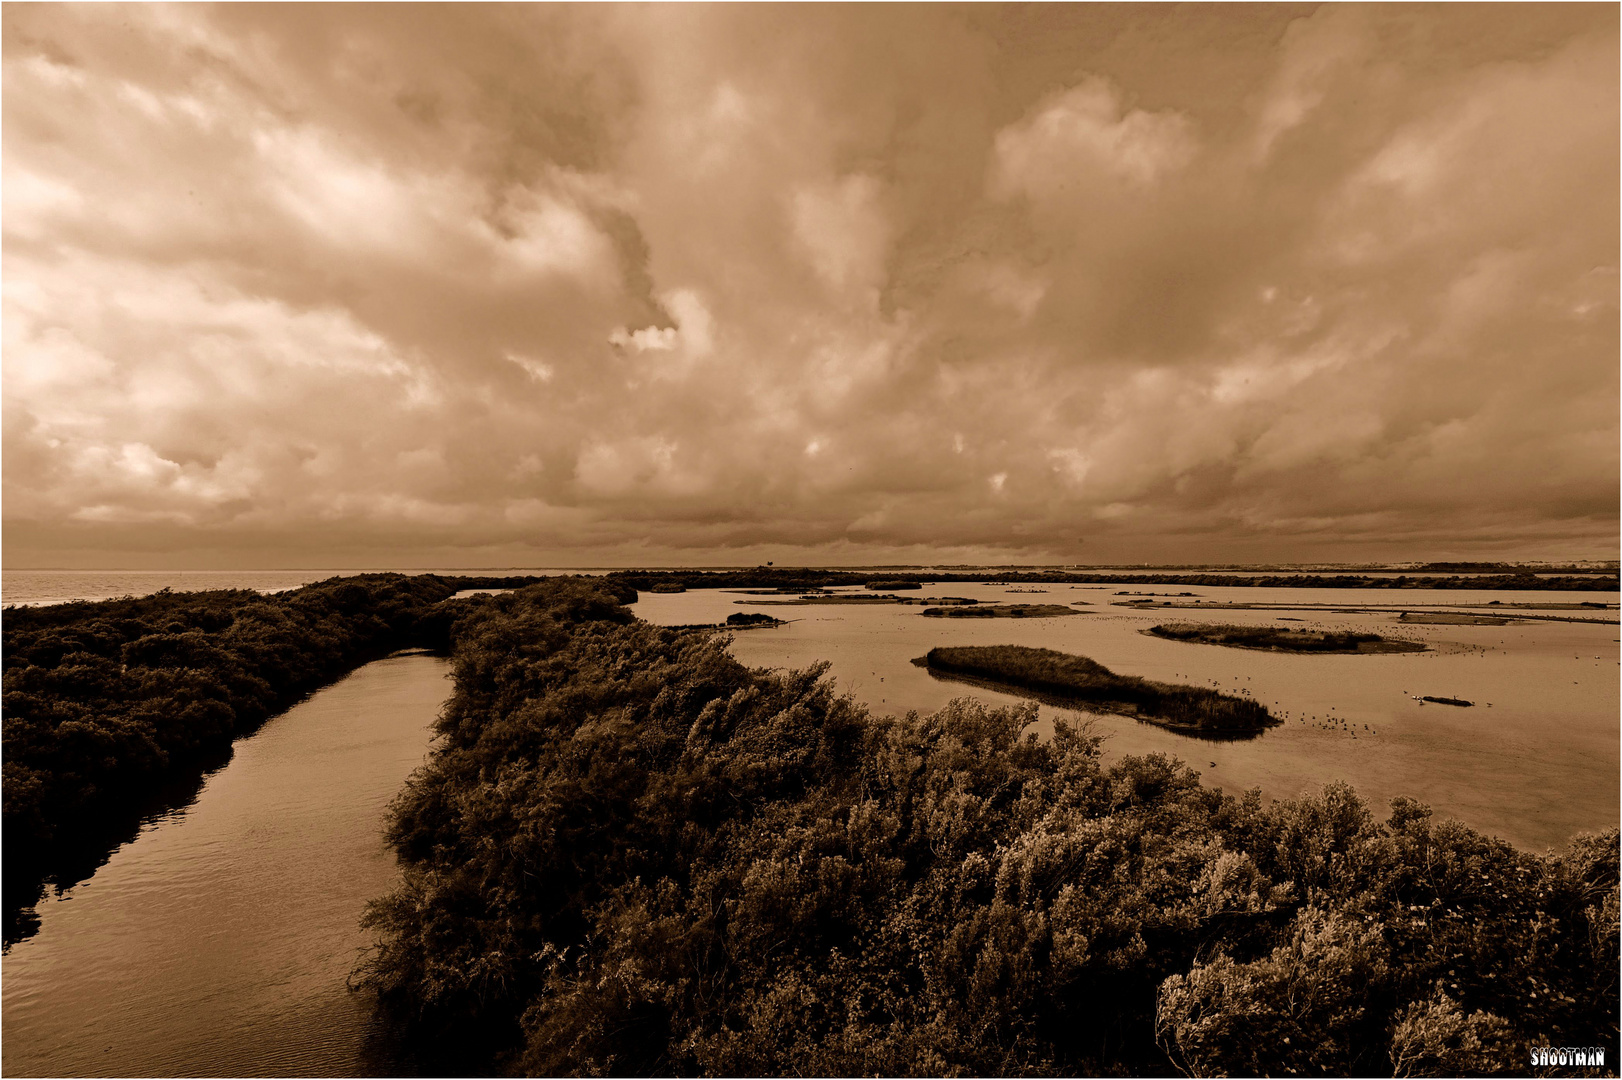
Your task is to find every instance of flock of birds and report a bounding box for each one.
[1172,636,1615,762]
[1174,671,1383,742]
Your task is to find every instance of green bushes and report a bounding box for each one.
[922,644,1276,733]
[357,587,1618,1075]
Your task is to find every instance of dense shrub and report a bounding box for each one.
[920,604,1080,619]
[358,585,1618,1075]
[0,574,585,870]
[725,612,779,627]
[1146,622,1424,654]
[924,644,1276,733]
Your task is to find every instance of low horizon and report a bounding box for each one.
[7,556,1619,574]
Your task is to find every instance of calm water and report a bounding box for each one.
[0,568,601,607]
[633,583,1620,853]
[1,653,450,1078]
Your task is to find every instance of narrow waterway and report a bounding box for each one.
[1,652,450,1078]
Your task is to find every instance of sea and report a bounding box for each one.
[0,568,591,607]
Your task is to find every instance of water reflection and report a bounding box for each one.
[4,745,232,949]
[1,653,449,1078]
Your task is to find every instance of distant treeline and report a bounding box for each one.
[1413,562,1615,575]
[608,568,1619,592]
[356,581,1619,1076]
[1,572,562,924]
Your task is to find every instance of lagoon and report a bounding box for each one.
[633,581,1620,852]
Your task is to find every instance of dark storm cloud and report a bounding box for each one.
[4,4,1615,567]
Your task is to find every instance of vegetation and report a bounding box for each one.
[724,613,782,628]
[921,604,1082,618]
[356,583,1619,1075]
[0,572,587,938]
[1414,561,1613,574]
[648,583,687,594]
[738,595,909,606]
[608,568,1617,592]
[867,580,921,590]
[920,645,1275,735]
[1146,623,1427,654]
[1400,612,1510,626]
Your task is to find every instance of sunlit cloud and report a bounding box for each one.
[2,5,1615,567]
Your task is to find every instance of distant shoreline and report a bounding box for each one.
[608,568,1619,593]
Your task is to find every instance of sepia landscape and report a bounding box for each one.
[3,5,1617,1078]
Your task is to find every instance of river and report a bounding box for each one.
[1,652,450,1078]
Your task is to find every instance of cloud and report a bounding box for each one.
[1250,6,1374,161]
[991,77,1197,197]
[2,5,1615,567]
[790,174,892,299]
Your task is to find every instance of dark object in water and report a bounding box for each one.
[1420,695,1473,707]
[914,644,1277,737]
[725,612,782,627]
[921,603,1083,619]
[1145,622,1425,654]
[867,580,921,590]
[1399,612,1508,625]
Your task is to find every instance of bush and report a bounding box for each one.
[923,644,1276,732]
[356,590,1618,1075]
[0,573,598,915]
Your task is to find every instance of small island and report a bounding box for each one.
[725,612,785,628]
[1398,611,1510,625]
[1143,622,1427,654]
[915,645,1278,737]
[738,594,907,606]
[920,603,1084,619]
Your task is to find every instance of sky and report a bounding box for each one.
[3,3,1617,570]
